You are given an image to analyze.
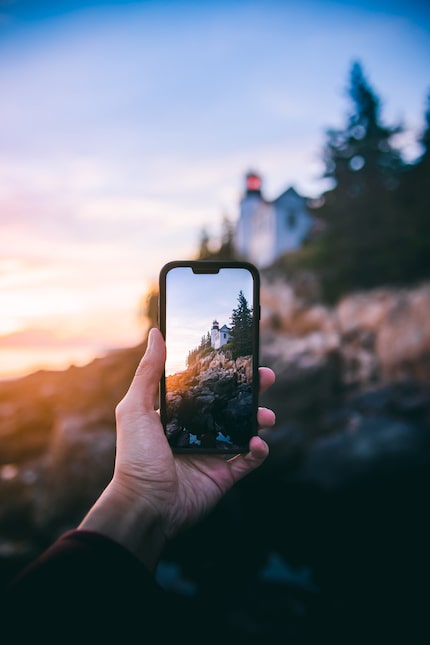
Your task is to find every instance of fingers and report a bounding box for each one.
[120,328,166,413]
[258,367,275,394]
[118,333,276,432]
[258,368,276,429]
[257,406,276,428]
[248,434,270,459]
[226,435,269,478]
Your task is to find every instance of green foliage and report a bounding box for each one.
[392,90,430,284]
[197,227,211,259]
[323,61,404,191]
[196,215,238,261]
[307,61,430,302]
[191,62,430,304]
[229,290,253,359]
[186,332,212,366]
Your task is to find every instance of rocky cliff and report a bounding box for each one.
[1,280,429,641]
[165,350,253,450]
[0,343,145,565]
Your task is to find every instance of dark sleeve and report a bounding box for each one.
[1,529,174,641]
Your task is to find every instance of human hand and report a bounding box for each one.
[79,327,276,570]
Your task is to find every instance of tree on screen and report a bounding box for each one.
[229,290,253,359]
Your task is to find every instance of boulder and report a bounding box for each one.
[376,284,430,381]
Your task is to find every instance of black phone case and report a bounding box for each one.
[159,260,260,454]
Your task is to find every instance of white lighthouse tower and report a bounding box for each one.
[211,320,220,349]
[211,320,231,350]
[235,171,315,268]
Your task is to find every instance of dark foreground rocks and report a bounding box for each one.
[1,281,430,642]
[165,352,253,450]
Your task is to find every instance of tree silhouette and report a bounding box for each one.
[187,332,212,367]
[314,61,406,300]
[197,227,211,259]
[395,90,430,282]
[323,61,404,194]
[196,215,237,261]
[229,291,253,359]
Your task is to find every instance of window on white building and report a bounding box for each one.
[287,212,297,228]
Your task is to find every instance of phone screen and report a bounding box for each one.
[159,261,260,453]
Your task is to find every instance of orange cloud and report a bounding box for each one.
[0,328,98,348]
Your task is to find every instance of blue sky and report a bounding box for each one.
[164,265,254,374]
[0,0,429,377]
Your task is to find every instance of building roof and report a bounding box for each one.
[273,186,305,203]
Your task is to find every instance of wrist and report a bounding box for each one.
[78,481,166,572]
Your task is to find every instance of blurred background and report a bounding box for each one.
[1,0,429,642]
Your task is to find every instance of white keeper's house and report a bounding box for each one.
[235,171,316,268]
[210,320,231,349]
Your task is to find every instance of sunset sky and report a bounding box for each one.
[0,0,429,379]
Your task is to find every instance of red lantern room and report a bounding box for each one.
[245,171,262,196]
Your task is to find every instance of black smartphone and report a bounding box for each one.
[159,260,260,454]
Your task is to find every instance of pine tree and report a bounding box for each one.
[205,331,211,349]
[229,291,253,360]
[195,216,238,261]
[197,227,211,259]
[323,61,403,195]
[316,61,406,300]
[395,90,430,281]
[218,215,236,259]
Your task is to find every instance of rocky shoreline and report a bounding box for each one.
[165,351,253,450]
[1,279,430,640]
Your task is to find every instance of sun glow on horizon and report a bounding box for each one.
[0,0,428,379]
[0,265,149,379]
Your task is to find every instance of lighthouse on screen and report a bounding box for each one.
[210,320,231,350]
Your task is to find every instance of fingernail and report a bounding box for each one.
[147,328,155,351]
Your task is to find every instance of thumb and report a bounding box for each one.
[121,327,166,413]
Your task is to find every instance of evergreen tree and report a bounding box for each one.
[196,216,237,261]
[218,215,236,259]
[395,90,430,281]
[229,291,253,359]
[418,90,430,166]
[187,346,198,367]
[187,331,213,366]
[323,61,404,194]
[205,331,211,349]
[316,61,406,300]
[197,227,211,259]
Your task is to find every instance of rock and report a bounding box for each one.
[335,283,430,382]
[376,284,430,381]
[260,278,297,333]
[0,278,430,642]
[260,275,335,336]
[260,280,430,395]
[336,288,398,335]
[165,354,254,449]
[33,413,115,531]
[260,332,342,423]
[339,329,379,389]
[297,415,428,490]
